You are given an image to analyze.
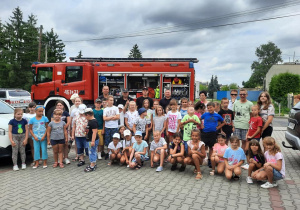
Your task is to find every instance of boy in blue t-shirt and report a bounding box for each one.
[201,102,225,168]
[93,99,104,160]
[129,131,148,169]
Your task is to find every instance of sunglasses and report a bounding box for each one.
[231,94,237,96]
[240,94,246,96]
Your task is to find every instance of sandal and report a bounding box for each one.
[194,168,197,174]
[52,162,58,168]
[210,170,215,176]
[195,172,203,180]
[135,164,142,170]
[72,157,79,161]
[59,163,64,168]
[107,161,112,166]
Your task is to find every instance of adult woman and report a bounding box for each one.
[257,92,275,139]
[199,90,208,110]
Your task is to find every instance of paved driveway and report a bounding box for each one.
[0,128,299,210]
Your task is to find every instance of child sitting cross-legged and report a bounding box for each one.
[120,129,136,167]
[129,131,148,170]
[150,130,167,172]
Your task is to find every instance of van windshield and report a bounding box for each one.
[9,91,30,97]
[0,101,14,114]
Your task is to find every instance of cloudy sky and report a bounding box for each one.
[1,0,300,86]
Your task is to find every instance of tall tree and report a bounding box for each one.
[77,50,83,58]
[128,44,142,59]
[244,41,282,88]
[43,28,66,63]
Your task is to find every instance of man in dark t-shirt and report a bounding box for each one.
[136,87,153,109]
[159,89,172,111]
[115,88,133,107]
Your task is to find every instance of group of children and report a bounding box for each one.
[8,90,285,188]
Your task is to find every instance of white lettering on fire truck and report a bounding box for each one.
[64,90,79,95]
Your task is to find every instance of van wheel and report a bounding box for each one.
[46,106,55,121]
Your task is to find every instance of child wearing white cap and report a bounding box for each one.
[118,104,125,127]
[120,129,136,166]
[129,131,148,169]
[107,133,122,165]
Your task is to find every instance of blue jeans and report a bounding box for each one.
[33,139,48,161]
[86,139,99,163]
[183,141,188,155]
[273,168,283,181]
[75,137,87,156]
[104,127,118,146]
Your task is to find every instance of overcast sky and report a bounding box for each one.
[1,0,300,86]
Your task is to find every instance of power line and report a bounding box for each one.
[64,13,300,42]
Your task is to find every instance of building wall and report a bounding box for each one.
[266,64,300,91]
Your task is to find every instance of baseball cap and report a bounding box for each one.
[113,133,120,139]
[124,129,131,136]
[135,131,142,136]
[70,93,79,100]
[78,104,87,114]
[84,108,93,113]
[122,88,128,92]
[118,104,124,109]
[142,86,148,90]
[95,98,102,103]
[138,107,147,115]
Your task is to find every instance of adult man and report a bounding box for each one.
[98,86,110,101]
[115,88,133,109]
[159,89,172,111]
[136,87,154,109]
[232,88,253,153]
[228,89,238,110]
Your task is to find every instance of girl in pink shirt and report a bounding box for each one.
[210,134,228,175]
[251,137,285,189]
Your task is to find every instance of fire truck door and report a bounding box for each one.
[61,66,85,99]
[34,66,55,100]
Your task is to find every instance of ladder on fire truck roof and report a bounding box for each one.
[69,57,199,63]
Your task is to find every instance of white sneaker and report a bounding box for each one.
[242,164,249,170]
[246,176,253,184]
[64,158,71,164]
[98,152,102,160]
[21,164,26,170]
[261,182,274,189]
[273,181,278,187]
[13,165,19,171]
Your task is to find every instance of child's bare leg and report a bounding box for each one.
[241,140,246,152]
[169,156,176,165]
[28,137,34,162]
[233,166,242,176]
[52,145,59,163]
[265,166,274,183]
[153,153,160,165]
[135,154,141,165]
[217,162,225,174]
[225,168,233,180]
[159,149,166,167]
[192,154,201,173]
[184,157,192,166]
[248,163,256,176]
[120,155,126,164]
[177,157,185,166]
[110,154,116,161]
[58,144,64,163]
[211,156,216,170]
[117,153,122,161]
[43,159,47,166]
[124,150,129,164]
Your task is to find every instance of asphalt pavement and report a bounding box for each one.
[0,117,299,210]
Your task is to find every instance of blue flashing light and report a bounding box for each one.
[189,62,194,68]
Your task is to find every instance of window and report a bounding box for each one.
[65,66,83,83]
[37,67,53,83]
[0,91,6,98]
[0,100,14,114]
[8,90,30,97]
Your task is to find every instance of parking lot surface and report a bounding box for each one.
[0,128,300,210]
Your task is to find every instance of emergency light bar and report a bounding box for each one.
[70,57,199,63]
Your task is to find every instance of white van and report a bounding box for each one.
[0,89,32,110]
[0,100,15,158]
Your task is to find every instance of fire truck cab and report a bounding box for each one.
[31,58,198,119]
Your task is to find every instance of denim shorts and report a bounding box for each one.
[50,139,65,145]
[75,137,87,155]
[273,168,283,181]
[132,154,146,163]
[233,128,248,140]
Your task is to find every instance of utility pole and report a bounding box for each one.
[38,25,43,62]
[45,44,48,63]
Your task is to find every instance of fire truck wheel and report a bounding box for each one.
[46,106,55,121]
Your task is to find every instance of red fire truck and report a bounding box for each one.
[31,57,198,118]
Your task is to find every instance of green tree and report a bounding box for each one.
[244,41,282,88]
[199,83,208,91]
[43,28,66,63]
[208,75,219,98]
[77,50,83,58]
[221,85,229,91]
[269,72,300,103]
[213,76,220,91]
[128,44,142,58]
[229,83,239,90]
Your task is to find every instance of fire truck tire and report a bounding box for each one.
[46,106,55,121]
